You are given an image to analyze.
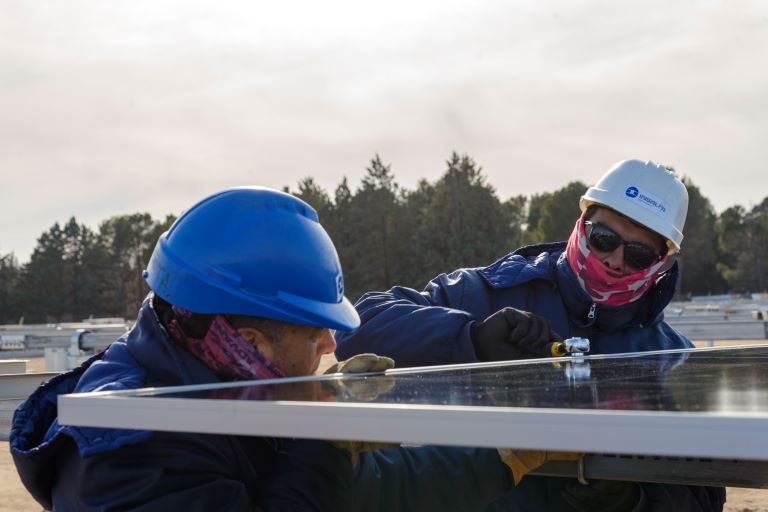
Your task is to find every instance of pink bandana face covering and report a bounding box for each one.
[166,306,287,381]
[565,213,667,307]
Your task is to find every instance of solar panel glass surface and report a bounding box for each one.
[58,345,768,459]
[136,345,768,414]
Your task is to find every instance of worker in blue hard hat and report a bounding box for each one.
[11,186,517,512]
[336,160,726,511]
[10,187,386,511]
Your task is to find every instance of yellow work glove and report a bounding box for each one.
[497,449,583,485]
[323,353,399,466]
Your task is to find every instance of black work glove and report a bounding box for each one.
[471,307,563,361]
[562,480,641,512]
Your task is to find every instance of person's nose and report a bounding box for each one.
[317,329,337,356]
[602,244,626,273]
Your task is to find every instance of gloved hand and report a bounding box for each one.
[323,353,396,400]
[472,307,563,361]
[497,449,583,485]
[323,354,399,466]
[331,440,401,468]
[562,479,641,512]
[324,353,395,374]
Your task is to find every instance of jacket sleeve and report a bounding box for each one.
[336,269,491,367]
[53,433,353,512]
[354,446,512,512]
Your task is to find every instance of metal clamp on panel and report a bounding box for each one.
[577,456,589,485]
[69,329,89,354]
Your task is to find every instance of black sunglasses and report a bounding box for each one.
[584,221,663,270]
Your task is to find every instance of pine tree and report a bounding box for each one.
[676,178,728,295]
[523,181,587,244]
[0,253,21,323]
[344,155,405,300]
[97,213,172,318]
[718,198,768,293]
[293,177,332,218]
[18,222,67,322]
[326,178,355,287]
[415,152,511,279]
[60,217,104,321]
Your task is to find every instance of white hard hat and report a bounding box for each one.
[580,159,689,253]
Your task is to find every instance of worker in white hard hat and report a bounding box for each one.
[337,160,725,511]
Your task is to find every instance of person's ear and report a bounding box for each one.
[237,327,274,360]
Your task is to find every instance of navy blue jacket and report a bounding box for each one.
[11,298,354,512]
[336,243,726,511]
[11,297,514,511]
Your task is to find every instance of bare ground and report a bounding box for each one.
[2,354,767,511]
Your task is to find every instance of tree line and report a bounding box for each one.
[1,152,766,324]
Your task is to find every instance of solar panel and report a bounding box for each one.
[59,345,768,461]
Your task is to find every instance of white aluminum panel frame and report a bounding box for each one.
[58,395,768,460]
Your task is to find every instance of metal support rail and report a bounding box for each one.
[533,453,768,488]
[0,372,61,441]
[0,372,60,400]
[665,320,768,347]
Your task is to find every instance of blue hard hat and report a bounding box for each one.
[143,187,360,331]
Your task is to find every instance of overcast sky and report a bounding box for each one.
[1,0,767,263]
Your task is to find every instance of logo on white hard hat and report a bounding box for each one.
[624,185,667,217]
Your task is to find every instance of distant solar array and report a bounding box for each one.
[0,321,129,358]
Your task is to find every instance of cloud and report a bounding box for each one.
[1,0,767,261]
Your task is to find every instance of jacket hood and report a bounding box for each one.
[478,242,564,288]
[9,332,152,508]
[9,353,102,508]
[477,241,680,329]
[10,297,219,508]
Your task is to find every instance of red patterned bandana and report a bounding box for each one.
[166,306,287,381]
[565,213,667,307]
